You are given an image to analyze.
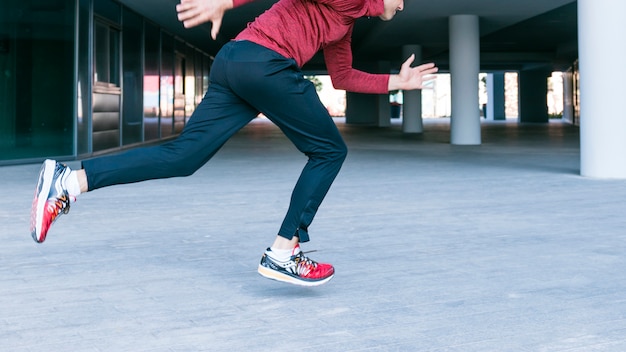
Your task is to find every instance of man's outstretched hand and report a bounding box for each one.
[176,0,234,39]
[388,54,439,91]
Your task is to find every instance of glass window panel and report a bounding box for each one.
[94,0,120,24]
[94,21,120,86]
[122,8,143,145]
[194,50,204,107]
[160,31,174,138]
[174,53,185,133]
[76,0,92,156]
[143,21,160,141]
[109,29,120,86]
[94,22,109,83]
[184,44,195,124]
[0,0,74,161]
[203,54,210,94]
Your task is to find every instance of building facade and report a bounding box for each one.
[0,0,213,164]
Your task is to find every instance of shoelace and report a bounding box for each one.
[294,252,318,276]
[49,192,72,217]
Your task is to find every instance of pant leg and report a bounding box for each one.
[225,41,348,242]
[83,44,259,191]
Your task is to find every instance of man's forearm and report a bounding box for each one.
[232,0,257,7]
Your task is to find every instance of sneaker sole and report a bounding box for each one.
[257,264,334,287]
[32,160,56,243]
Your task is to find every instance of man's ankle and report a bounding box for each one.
[267,247,295,262]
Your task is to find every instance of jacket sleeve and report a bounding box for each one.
[232,0,258,8]
[311,0,366,13]
[311,0,383,17]
[323,29,389,94]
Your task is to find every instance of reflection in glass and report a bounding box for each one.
[184,45,196,124]
[160,32,174,138]
[122,8,143,145]
[143,21,160,141]
[174,52,185,134]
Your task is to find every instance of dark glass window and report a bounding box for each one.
[0,0,74,161]
[94,0,121,24]
[76,0,92,156]
[143,21,160,141]
[94,21,120,86]
[122,8,143,145]
[184,44,196,125]
[160,31,174,138]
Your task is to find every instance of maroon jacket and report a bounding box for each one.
[234,0,389,94]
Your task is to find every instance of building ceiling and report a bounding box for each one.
[118,0,578,73]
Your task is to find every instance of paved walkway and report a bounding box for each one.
[2,118,626,352]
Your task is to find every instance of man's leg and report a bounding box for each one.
[82,84,258,191]
[226,44,348,243]
[256,79,345,286]
[30,43,259,242]
[223,41,344,285]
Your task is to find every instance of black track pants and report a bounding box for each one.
[83,40,347,242]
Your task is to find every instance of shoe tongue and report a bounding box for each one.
[291,245,302,256]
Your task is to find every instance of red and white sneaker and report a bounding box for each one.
[258,246,335,286]
[30,159,74,243]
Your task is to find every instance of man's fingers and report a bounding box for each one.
[417,62,435,70]
[179,9,212,28]
[421,74,437,83]
[420,67,439,76]
[176,10,193,23]
[175,2,189,12]
[177,0,223,36]
[176,1,199,19]
[211,17,222,40]
[177,5,200,24]
[177,0,210,28]
[414,63,438,78]
[182,17,202,28]
[177,0,199,9]
[402,54,415,68]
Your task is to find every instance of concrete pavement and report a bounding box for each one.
[2,118,626,351]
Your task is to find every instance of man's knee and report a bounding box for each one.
[316,140,347,164]
[170,151,209,176]
[158,144,206,177]
[334,140,348,163]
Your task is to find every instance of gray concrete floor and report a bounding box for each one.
[2,118,626,351]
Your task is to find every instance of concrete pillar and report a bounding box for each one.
[402,45,423,133]
[345,61,391,126]
[486,73,506,120]
[345,92,378,125]
[562,70,575,125]
[579,0,626,178]
[449,14,481,145]
[519,67,550,123]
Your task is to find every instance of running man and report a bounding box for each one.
[30,0,437,286]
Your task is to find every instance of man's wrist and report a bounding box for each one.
[388,74,402,91]
[232,0,253,8]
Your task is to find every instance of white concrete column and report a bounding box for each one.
[579,0,626,178]
[449,14,481,145]
[486,73,505,120]
[562,70,575,124]
[402,45,423,133]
